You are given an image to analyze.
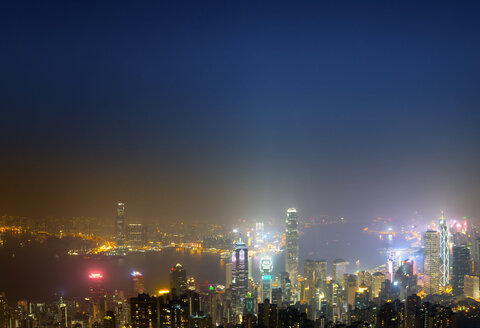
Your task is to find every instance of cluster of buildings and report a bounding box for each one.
[2,207,480,327]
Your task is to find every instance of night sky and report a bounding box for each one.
[1,1,479,223]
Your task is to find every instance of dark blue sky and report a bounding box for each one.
[1,1,479,223]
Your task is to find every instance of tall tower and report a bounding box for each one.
[88,272,105,322]
[452,245,471,295]
[131,271,145,296]
[332,259,348,286]
[285,208,299,285]
[260,256,273,301]
[170,263,188,297]
[116,202,126,247]
[439,213,450,288]
[423,230,440,295]
[225,262,232,289]
[232,241,249,314]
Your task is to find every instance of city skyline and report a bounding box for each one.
[1,1,480,326]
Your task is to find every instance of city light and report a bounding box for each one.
[89,273,103,279]
[156,288,170,296]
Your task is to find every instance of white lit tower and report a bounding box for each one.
[232,241,248,314]
[439,212,450,289]
[116,202,126,247]
[260,256,273,301]
[285,208,299,285]
[255,222,265,245]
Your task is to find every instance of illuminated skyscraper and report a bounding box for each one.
[439,213,450,288]
[231,241,248,314]
[131,271,145,296]
[332,259,348,285]
[464,275,480,299]
[423,230,440,295]
[130,293,158,328]
[89,273,105,298]
[304,260,324,306]
[170,263,188,297]
[116,202,126,247]
[260,256,273,301]
[372,272,386,300]
[285,208,299,285]
[256,222,264,244]
[89,272,105,322]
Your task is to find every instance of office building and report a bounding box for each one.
[89,273,105,299]
[260,256,273,302]
[116,202,126,247]
[439,213,450,288]
[452,245,471,295]
[424,230,440,295]
[170,263,188,297]
[225,263,232,289]
[89,272,106,322]
[285,208,299,286]
[130,293,158,328]
[473,238,480,275]
[372,272,385,300]
[332,259,348,285]
[131,271,145,296]
[232,241,249,314]
[256,222,265,244]
[464,275,479,299]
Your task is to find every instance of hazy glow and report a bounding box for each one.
[89,273,103,279]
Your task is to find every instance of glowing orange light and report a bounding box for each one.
[157,288,170,296]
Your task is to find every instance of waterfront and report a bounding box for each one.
[0,221,408,303]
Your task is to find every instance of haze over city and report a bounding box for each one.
[1,1,480,328]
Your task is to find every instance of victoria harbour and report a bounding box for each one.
[2,1,480,327]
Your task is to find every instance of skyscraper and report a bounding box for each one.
[131,271,145,296]
[116,202,126,247]
[260,256,273,301]
[89,272,105,299]
[452,245,471,295]
[225,262,232,289]
[332,259,348,286]
[439,213,450,288]
[256,222,265,245]
[232,241,249,314]
[89,272,106,322]
[304,260,316,306]
[170,264,188,297]
[464,275,479,299]
[285,208,299,286]
[473,237,480,275]
[130,293,158,328]
[372,272,386,300]
[423,230,440,295]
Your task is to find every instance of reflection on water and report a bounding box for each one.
[0,223,405,302]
